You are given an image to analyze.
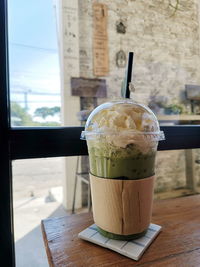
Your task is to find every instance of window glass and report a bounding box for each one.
[57,1,200,127]
[13,156,91,266]
[13,158,65,266]
[8,1,200,127]
[8,0,61,126]
[155,149,200,199]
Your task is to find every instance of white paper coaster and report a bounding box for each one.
[78,223,161,261]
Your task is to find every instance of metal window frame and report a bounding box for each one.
[9,125,200,160]
[1,0,200,265]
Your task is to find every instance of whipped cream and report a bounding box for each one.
[88,103,158,133]
[85,102,160,152]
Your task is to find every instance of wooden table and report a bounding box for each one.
[41,195,200,266]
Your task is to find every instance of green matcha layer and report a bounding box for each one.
[88,142,156,179]
[97,226,147,240]
[89,153,155,179]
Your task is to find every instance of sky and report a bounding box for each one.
[8,0,61,115]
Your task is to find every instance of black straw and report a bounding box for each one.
[125,52,134,98]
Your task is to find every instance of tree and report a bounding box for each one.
[11,102,33,126]
[34,106,61,119]
[51,106,60,115]
[11,102,61,126]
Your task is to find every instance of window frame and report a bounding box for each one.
[1,0,200,265]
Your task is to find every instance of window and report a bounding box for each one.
[13,157,66,266]
[8,0,61,127]
[1,1,200,266]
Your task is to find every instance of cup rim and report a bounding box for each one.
[81,130,165,141]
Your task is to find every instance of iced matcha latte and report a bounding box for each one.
[81,99,164,240]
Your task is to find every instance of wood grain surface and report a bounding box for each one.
[41,195,200,267]
[90,174,155,235]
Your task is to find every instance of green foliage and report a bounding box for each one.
[34,106,61,119]
[164,104,184,115]
[11,102,33,126]
[11,102,61,126]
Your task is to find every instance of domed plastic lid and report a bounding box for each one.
[81,99,165,141]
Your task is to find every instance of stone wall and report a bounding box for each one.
[156,149,200,192]
[78,0,200,106]
[155,150,186,192]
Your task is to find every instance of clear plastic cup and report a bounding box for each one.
[81,99,164,240]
